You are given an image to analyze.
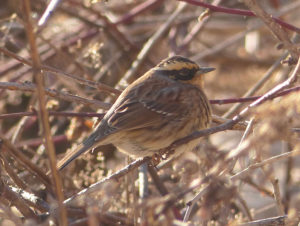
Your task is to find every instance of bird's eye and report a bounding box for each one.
[175,68,193,80]
[179,68,190,76]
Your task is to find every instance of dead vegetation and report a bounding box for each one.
[0,0,300,225]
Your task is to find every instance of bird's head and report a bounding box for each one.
[154,55,215,88]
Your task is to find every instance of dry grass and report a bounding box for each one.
[0,0,300,225]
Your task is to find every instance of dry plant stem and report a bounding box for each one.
[0,179,37,220]
[223,52,288,118]
[193,29,252,61]
[148,166,182,219]
[16,135,67,149]
[230,149,300,181]
[283,144,293,210]
[0,111,105,120]
[177,0,222,53]
[114,0,165,25]
[138,163,149,199]
[148,165,169,196]
[242,177,273,197]
[119,2,188,85]
[38,0,62,27]
[75,2,136,51]
[183,185,209,222]
[0,136,53,191]
[0,204,23,226]
[192,0,300,61]
[179,0,300,33]
[0,154,27,190]
[63,157,151,206]
[22,1,67,225]
[0,81,111,110]
[0,24,92,78]
[238,118,254,148]
[0,47,121,95]
[9,186,50,212]
[184,150,300,222]
[243,0,299,60]
[211,86,300,105]
[222,118,254,175]
[270,178,285,216]
[236,194,253,221]
[239,215,293,226]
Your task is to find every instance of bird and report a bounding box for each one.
[56,55,214,171]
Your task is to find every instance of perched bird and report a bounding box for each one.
[57,56,214,170]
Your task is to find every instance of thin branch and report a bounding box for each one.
[22,1,67,224]
[0,47,121,95]
[179,0,300,34]
[1,136,53,192]
[119,2,187,85]
[0,179,37,220]
[230,149,300,181]
[114,0,165,25]
[0,81,111,110]
[270,178,285,216]
[177,0,223,53]
[243,0,299,62]
[223,52,288,117]
[62,157,151,206]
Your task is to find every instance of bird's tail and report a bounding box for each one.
[55,143,91,171]
[55,131,104,171]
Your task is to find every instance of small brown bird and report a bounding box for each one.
[57,56,214,170]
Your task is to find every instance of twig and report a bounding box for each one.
[230,149,300,181]
[243,0,299,62]
[183,185,209,222]
[119,2,188,85]
[38,0,62,27]
[0,111,105,120]
[270,178,285,216]
[9,186,50,212]
[236,194,253,221]
[138,163,149,199]
[62,157,151,206]
[114,0,165,25]
[0,136,53,192]
[179,0,300,34]
[0,178,37,220]
[239,214,298,226]
[0,47,121,95]
[223,52,288,118]
[192,0,300,61]
[0,81,111,110]
[147,165,182,220]
[0,153,27,190]
[16,134,67,148]
[22,1,67,224]
[177,0,223,53]
[193,29,253,61]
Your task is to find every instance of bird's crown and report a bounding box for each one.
[154,55,214,81]
[155,56,199,80]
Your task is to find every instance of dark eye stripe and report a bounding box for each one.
[156,68,198,81]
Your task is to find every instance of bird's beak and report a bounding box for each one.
[197,67,215,75]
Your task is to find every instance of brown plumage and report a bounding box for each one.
[57,56,214,170]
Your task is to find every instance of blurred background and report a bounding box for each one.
[0,0,300,225]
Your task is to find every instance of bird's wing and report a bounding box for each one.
[107,85,189,131]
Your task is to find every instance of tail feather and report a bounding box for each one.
[56,132,103,171]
